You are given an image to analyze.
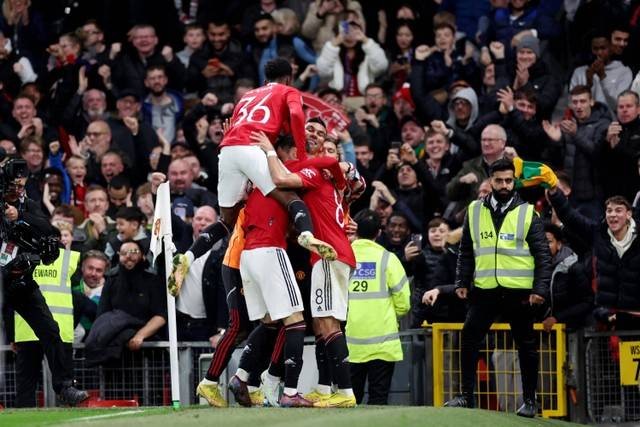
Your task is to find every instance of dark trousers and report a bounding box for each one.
[7,283,73,397]
[350,360,395,405]
[461,288,538,401]
[176,310,211,342]
[15,341,74,407]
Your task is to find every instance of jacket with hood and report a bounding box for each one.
[446,87,479,133]
[570,60,633,114]
[562,102,611,202]
[495,57,562,120]
[544,245,593,329]
[455,193,552,299]
[549,190,640,311]
[316,38,388,95]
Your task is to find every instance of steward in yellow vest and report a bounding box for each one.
[12,247,84,407]
[15,248,79,343]
[445,158,551,418]
[346,210,410,405]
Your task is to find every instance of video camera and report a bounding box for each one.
[0,153,59,283]
[0,154,28,194]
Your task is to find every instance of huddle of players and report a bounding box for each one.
[171,58,365,408]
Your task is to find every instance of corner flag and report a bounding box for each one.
[150,181,181,408]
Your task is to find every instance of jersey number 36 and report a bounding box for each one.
[235,94,272,124]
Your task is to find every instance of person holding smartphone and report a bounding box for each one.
[316,12,388,97]
[405,218,452,327]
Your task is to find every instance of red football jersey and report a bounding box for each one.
[242,188,288,250]
[220,83,307,159]
[296,166,356,268]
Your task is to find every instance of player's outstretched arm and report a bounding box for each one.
[250,131,304,189]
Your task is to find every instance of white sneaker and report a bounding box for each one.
[260,371,281,407]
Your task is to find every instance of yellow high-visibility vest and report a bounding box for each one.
[467,200,535,290]
[14,249,79,343]
[346,239,410,363]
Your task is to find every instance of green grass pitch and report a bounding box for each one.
[0,406,585,427]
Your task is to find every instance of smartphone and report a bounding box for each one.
[562,108,574,121]
[391,141,402,150]
[340,20,349,35]
[208,58,220,68]
[411,233,423,248]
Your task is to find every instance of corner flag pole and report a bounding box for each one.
[151,181,180,409]
[163,235,181,409]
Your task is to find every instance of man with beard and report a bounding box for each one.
[142,65,184,143]
[444,158,551,418]
[86,240,167,365]
[61,87,109,139]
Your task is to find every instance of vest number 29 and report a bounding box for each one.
[480,231,494,239]
[352,280,368,292]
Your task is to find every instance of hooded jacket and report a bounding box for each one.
[545,245,593,329]
[446,87,479,132]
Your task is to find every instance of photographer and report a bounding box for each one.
[1,166,88,406]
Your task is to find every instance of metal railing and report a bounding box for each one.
[0,342,213,408]
[431,322,567,418]
[7,325,640,424]
[583,330,640,423]
[0,331,430,408]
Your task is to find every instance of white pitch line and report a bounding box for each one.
[70,410,146,422]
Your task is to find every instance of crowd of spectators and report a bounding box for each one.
[2,0,640,361]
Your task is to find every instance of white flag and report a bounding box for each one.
[150,182,175,264]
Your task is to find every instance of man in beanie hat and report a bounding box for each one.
[569,33,633,114]
[494,37,561,120]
